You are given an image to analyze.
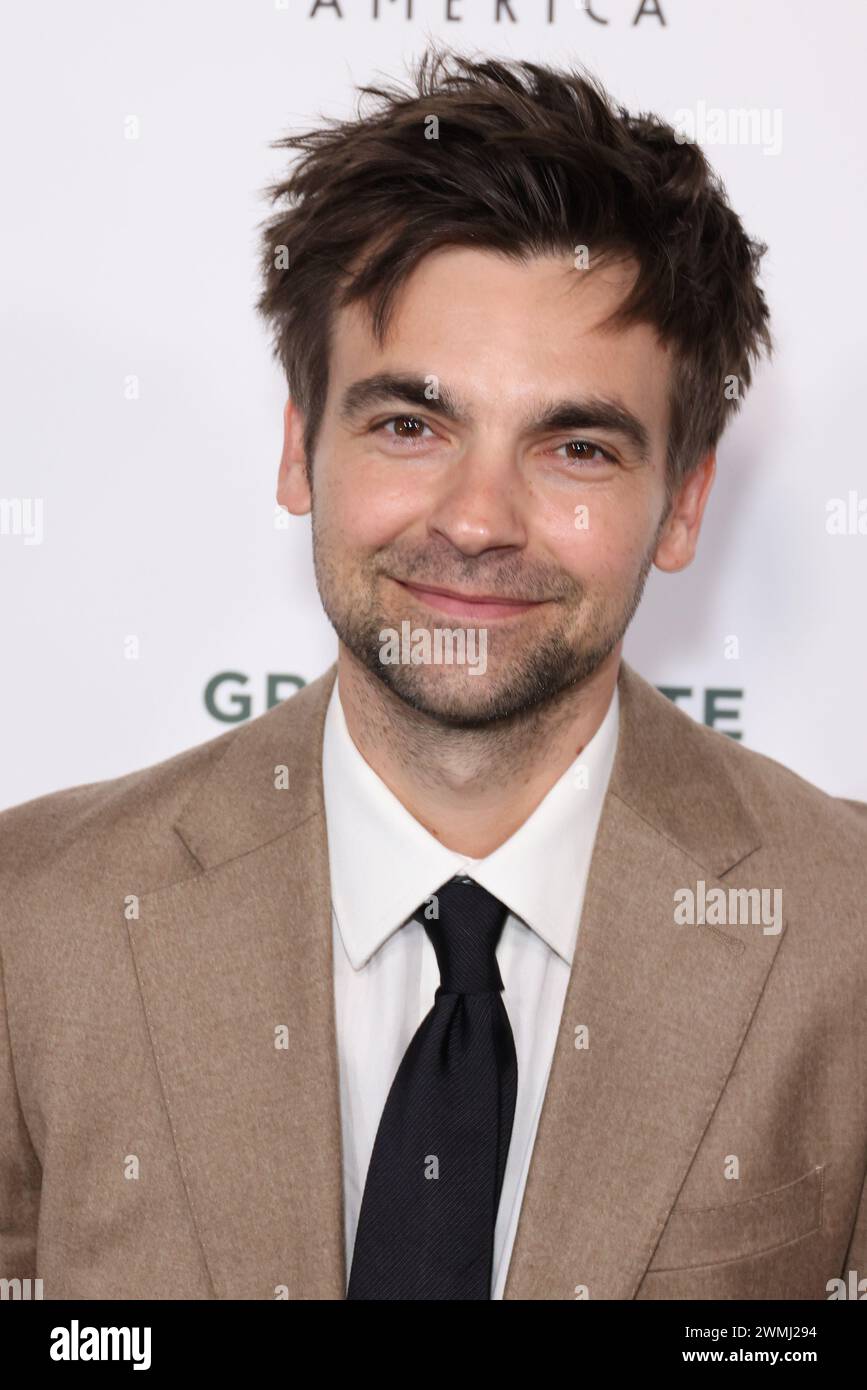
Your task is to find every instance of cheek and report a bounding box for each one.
[540,490,656,584]
[320,454,430,548]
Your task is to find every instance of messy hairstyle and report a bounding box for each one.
[255,46,772,496]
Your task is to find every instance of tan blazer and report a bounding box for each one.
[1,659,866,1300]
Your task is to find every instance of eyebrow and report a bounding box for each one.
[338,372,652,460]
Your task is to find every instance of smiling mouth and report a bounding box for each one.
[391,577,549,620]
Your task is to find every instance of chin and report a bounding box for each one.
[374,666,511,726]
[375,661,579,730]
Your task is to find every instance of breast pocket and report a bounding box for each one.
[647,1165,825,1273]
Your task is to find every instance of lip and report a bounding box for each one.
[391,577,548,621]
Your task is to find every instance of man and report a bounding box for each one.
[1,49,865,1302]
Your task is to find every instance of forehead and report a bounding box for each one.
[328,246,671,433]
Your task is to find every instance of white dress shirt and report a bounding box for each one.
[322,674,620,1299]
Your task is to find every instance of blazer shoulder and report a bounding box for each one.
[0,669,336,967]
[619,665,866,864]
[687,704,867,857]
[0,719,243,895]
[0,668,336,897]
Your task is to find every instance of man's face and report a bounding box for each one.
[279,246,708,727]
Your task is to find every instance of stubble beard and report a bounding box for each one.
[311,517,658,731]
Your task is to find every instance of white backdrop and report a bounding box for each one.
[2,0,866,809]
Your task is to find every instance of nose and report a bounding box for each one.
[425,444,528,557]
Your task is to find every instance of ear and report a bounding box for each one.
[276,398,312,515]
[653,451,716,572]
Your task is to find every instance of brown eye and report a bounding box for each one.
[376,415,434,443]
[559,439,613,464]
[392,416,426,437]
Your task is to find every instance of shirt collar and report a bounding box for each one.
[322,674,619,970]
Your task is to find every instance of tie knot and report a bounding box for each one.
[415,877,509,995]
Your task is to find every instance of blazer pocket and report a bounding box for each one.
[648,1165,825,1272]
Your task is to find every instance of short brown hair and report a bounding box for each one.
[255,46,772,494]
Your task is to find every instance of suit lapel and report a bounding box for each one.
[503,663,784,1299]
[128,666,345,1299]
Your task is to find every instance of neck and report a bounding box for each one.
[335,643,621,858]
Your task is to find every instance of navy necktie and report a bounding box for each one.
[347,876,519,1300]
